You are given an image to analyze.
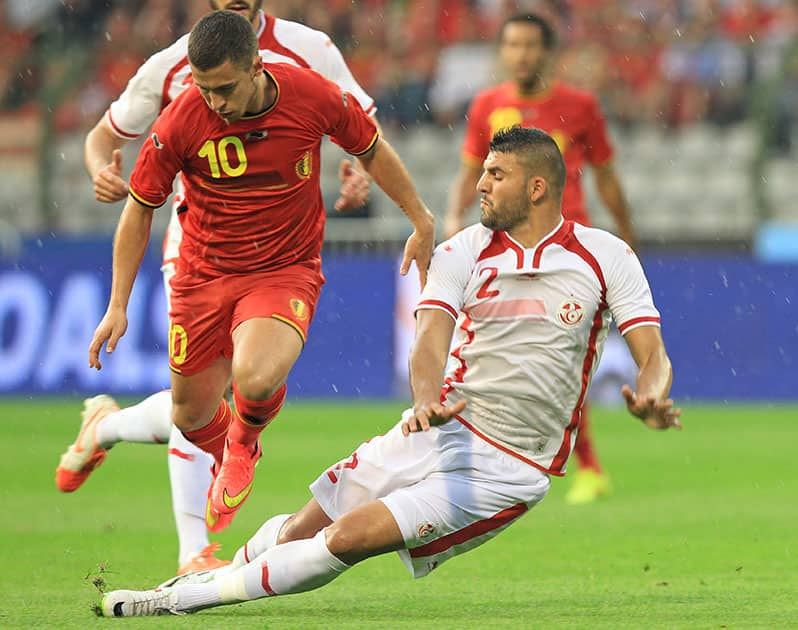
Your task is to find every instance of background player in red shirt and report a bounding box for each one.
[444,13,636,505]
[88,11,435,532]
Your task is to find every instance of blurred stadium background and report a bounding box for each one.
[1,0,796,401]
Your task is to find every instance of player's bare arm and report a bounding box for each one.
[621,325,682,430]
[85,118,130,203]
[335,119,384,212]
[444,160,483,238]
[593,162,637,250]
[357,137,435,288]
[403,309,466,435]
[88,197,154,370]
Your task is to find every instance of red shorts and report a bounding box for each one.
[167,260,324,376]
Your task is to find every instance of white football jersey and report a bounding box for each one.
[106,10,375,139]
[417,220,660,476]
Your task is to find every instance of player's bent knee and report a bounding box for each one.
[234,369,285,401]
[171,401,213,432]
[323,523,370,565]
[277,514,319,545]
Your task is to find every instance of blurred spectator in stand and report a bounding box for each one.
[428,2,496,126]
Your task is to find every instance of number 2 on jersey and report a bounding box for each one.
[476,266,500,299]
[198,136,248,178]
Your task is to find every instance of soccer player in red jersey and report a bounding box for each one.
[444,13,637,504]
[88,11,435,531]
[59,1,381,575]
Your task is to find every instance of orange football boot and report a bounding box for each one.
[209,439,262,522]
[177,542,231,576]
[55,395,119,492]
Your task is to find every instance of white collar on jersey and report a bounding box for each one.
[255,10,266,38]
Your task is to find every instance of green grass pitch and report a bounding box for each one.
[1,398,796,628]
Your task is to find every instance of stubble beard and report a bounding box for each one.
[480,193,530,232]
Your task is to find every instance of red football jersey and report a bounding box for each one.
[462,81,613,225]
[129,63,378,277]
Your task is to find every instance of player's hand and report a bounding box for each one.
[621,384,682,430]
[88,307,128,370]
[93,149,129,203]
[400,213,435,289]
[443,214,464,240]
[402,399,467,436]
[334,159,370,212]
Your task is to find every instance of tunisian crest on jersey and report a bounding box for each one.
[558,301,584,326]
[295,151,312,179]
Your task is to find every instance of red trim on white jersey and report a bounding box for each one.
[454,414,563,476]
[543,222,608,472]
[261,14,311,68]
[551,299,608,472]
[408,501,528,558]
[161,57,189,110]
[106,109,139,139]
[417,299,458,320]
[446,309,475,388]
[476,230,524,269]
[618,316,661,334]
[532,220,570,269]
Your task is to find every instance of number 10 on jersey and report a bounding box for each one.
[198,136,248,178]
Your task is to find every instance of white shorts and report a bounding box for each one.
[310,410,551,578]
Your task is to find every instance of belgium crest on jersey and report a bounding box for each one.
[295,151,312,179]
[290,298,308,321]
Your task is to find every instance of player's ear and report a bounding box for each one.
[528,175,546,203]
[251,54,262,77]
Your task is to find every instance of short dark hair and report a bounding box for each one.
[490,126,566,196]
[188,10,258,71]
[500,13,557,50]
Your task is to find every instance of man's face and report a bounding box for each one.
[192,57,259,124]
[209,1,263,23]
[499,22,549,87]
[477,151,531,232]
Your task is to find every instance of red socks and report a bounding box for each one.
[227,383,287,447]
[574,405,602,472]
[182,399,233,465]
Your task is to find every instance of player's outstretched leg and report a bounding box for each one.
[565,406,612,505]
[100,500,400,617]
[55,391,173,492]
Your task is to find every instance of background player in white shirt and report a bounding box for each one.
[99,126,682,617]
[55,1,389,576]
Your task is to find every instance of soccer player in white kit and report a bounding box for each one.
[100,127,682,617]
[55,1,381,575]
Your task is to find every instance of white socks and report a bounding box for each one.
[228,514,292,571]
[169,428,215,564]
[174,530,350,611]
[92,391,214,565]
[95,390,173,446]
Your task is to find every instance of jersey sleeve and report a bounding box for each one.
[604,239,660,335]
[319,77,379,156]
[106,54,167,139]
[127,113,185,209]
[416,232,477,321]
[582,94,613,166]
[311,34,376,116]
[461,93,491,166]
